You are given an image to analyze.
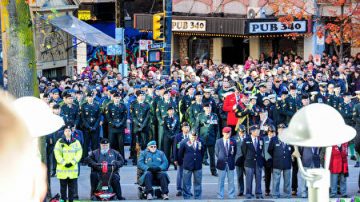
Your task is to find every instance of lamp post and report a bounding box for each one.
[279,103,355,202]
[163,0,172,75]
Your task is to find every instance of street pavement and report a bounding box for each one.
[50,146,360,201]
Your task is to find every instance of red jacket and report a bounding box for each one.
[329,143,348,174]
[223,93,238,126]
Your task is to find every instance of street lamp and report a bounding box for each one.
[279,103,355,202]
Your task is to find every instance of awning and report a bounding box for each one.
[49,14,118,47]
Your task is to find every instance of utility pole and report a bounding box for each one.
[115,0,126,75]
[163,0,172,75]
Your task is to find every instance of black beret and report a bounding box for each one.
[249,125,259,131]
[167,106,174,111]
[195,91,203,96]
[100,138,110,144]
[86,92,94,97]
[113,92,121,97]
[53,104,60,109]
[301,94,309,99]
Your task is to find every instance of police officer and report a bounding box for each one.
[163,106,180,164]
[54,126,83,202]
[262,124,276,196]
[106,92,127,160]
[157,90,178,151]
[131,90,151,164]
[60,93,80,129]
[86,138,125,200]
[187,91,204,128]
[268,124,293,199]
[194,103,220,176]
[81,92,102,159]
[242,125,264,199]
[234,125,247,196]
[137,141,170,200]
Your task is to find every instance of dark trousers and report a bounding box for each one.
[144,172,169,195]
[46,145,56,174]
[264,160,272,193]
[60,178,76,202]
[163,135,174,164]
[206,145,216,173]
[292,158,299,192]
[83,128,100,159]
[90,172,123,199]
[133,129,149,163]
[109,126,125,158]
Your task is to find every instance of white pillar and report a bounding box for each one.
[76,42,87,74]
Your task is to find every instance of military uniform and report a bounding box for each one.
[276,99,289,125]
[106,101,127,158]
[194,112,220,175]
[145,93,156,140]
[163,113,180,163]
[285,95,300,123]
[187,102,204,128]
[60,104,80,128]
[156,99,177,150]
[340,101,354,126]
[81,100,101,159]
[179,95,195,123]
[131,101,151,151]
[327,94,343,111]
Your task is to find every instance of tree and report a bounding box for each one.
[263,0,360,62]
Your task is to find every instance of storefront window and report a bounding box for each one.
[188,37,210,62]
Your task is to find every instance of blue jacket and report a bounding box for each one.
[299,147,322,168]
[173,132,188,164]
[178,138,206,171]
[241,136,264,168]
[137,149,169,185]
[215,138,237,170]
[267,136,293,170]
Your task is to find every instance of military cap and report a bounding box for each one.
[249,95,257,100]
[113,92,121,97]
[355,90,360,95]
[334,71,340,76]
[203,103,211,108]
[86,92,94,97]
[164,90,170,94]
[249,125,259,131]
[52,89,60,94]
[136,90,145,96]
[262,96,270,101]
[63,124,72,130]
[297,77,304,82]
[301,94,309,100]
[64,93,72,98]
[268,94,276,99]
[245,77,253,83]
[203,88,212,93]
[157,85,165,90]
[147,140,157,147]
[238,125,246,132]
[259,83,267,88]
[289,85,297,90]
[147,84,154,89]
[53,104,60,109]
[195,91,203,96]
[267,124,276,132]
[167,106,174,111]
[100,138,110,144]
[222,127,231,133]
[182,122,190,128]
[277,123,287,129]
[343,92,352,97]
[282,91,289,95]
[319,82,328,87]
[76,90,83,94]
[310,91,318,95]
[110,89,118,95]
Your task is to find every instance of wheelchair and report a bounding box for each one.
[137,168,163,199]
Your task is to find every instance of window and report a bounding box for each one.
[188,37,210,62]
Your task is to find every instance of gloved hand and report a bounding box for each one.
[65,163,73,168]
[154,167,161,172]
[147,167,156,172]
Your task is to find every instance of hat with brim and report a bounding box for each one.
[279,103,355,147]
[147,140,157,147]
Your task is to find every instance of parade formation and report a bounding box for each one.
[27,51,360,201]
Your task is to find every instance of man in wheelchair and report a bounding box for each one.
[138,140,170,200]
[86,138,125,200]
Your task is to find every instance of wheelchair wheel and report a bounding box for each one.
[138,186,145,199]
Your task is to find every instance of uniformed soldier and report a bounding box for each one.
[131,90,151,164]
[179,85,195,122]
[242,125,264,199]
[353,91,360,167]
[60,93,80,129]
[81,92,102,159]
[327,84,343,110]
[256,83,269,108]
[145,84,156,140]
[163,106,180,164]
[268,124,293,199]
[194,103,220,176]
[285,85,300,123]
[248,95,261,126]
[51,89,63,104]
[276,91,289,124]
[234,125,247,196]
[105,92,127,160]
[47,104,62,177]
[187,91,204,128]
[262,124,276,196]
[74,90,85,108]
[313,82,328,104]
[203,88,218,115]
[156,90,178,151]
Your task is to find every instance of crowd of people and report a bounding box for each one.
[39,50,360,201]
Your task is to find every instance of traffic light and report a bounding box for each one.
[152,12,165,41]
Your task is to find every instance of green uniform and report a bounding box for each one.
[60,104,80,128]
[156,100,177,150]
[131,101,151,150]
[187,102,204,128]
[145,94,156,140]
[179,95,194,122]
[106,102,127,157]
